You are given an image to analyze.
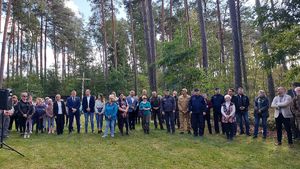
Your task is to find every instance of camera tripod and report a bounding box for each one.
[0,110,25,157]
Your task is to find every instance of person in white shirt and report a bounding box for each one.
[54,94,66,135]
[221,95,236,141]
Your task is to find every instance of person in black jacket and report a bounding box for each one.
[54,94,67,135]
[189,89,207,137]
[236,87,250,136]
[161,89,176,134]
[211,88,225,134]
[253,90,269,139]
[150,91,164,130]
[17,92,33,136]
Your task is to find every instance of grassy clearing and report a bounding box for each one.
[0,120,300,169]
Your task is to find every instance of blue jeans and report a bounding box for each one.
[104,119,115,137]
[95,113,104,130]
[48,117,55,128]
[237,111,250,135]
[254,115,267,137]
[84,112,95,133]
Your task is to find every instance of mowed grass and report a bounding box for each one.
[1,118,300,169]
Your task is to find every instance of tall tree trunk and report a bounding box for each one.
[7,32,13,81]
[62,46,66,79]
[16,22,20,77]
[44,15,47,80]
[256,0,275,100]
[0,0,12,88]
[197,0,208,70]
[29,40,33,74]
[129,0,138,93]
[12,18,15,79]
[141,0,154,91]
[35,39,39,74]
[236,0,248,90]
[53,25,58,76]
[147,0,157,91]
[40,15,43,79]
[101,0,108,78]
[161,0,165,42]
[228,0,242,89]
[0,0,2,33]
[67,49,70,77]
[20,29,23,77]
[169,0,173,40]
[216,0,225,63]
[111,0,117,69]
[184,0,192,47]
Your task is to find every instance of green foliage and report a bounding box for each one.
[1,123,300,169]
[5,74,44,97]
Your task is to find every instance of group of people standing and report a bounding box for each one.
[1,85,300,147]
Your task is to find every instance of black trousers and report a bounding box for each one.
[224,122,234,140]
[69,111,80,133]
[118,114,129,134]
[56,114,65,135]
[276,113,293,144]
[204,111,212,134]
[8,113,19,131]
[213,110,224,134]
[152,109,163,129]
[191,113,205,136]
[165,111,175,133]
[36,117,44,133]
[129,111,136,130]
[19,116,26,134]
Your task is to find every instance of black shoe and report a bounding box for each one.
[263,136,267,139]
[253,136,257,139]
[126,132,129,135]
[188,131,191,134]
[180,132,184,134]
[247,134,251,136]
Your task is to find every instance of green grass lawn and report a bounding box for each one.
[1,121,300,169]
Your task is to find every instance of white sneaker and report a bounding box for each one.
[30,131,32,134]
[24,134,27,139]
[102,135,107,138]
[27,134,30,138]
[111,135,114,138]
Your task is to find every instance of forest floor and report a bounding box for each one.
[1,120,300,169]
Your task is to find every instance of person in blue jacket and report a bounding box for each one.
[102,94,118,138]
[189,89,207,137]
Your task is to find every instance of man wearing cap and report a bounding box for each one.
[211,88,225,134]
[189,89,207,137]
[161,89,176,134]
[178,88,191,134]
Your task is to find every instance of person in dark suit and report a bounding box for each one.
[82,89,96,133]
[66,90,81,134]
[126,90,138,130]
[54,94,67,135]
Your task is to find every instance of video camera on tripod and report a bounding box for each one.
[0,88,13,110]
